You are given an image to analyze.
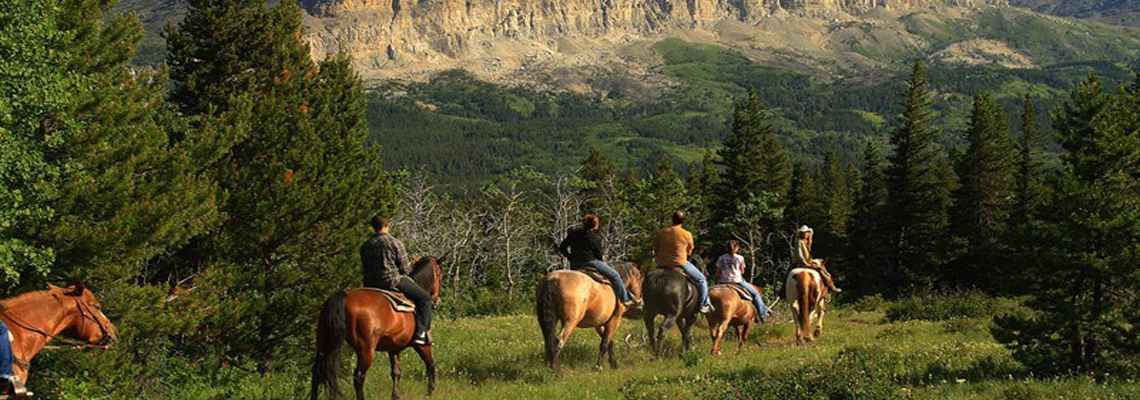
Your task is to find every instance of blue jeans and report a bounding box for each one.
[679,261,712,308]
[0,322,13,377]
[737,281,770,318]
[573,260,634,303]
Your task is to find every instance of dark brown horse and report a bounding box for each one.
[642,258,704,358]
[310,257,444,400]
[536,263,643,372]
[0,283,117,388]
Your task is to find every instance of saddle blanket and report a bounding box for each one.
[359,288,416,313]
[575,268,611,285]
[713,283,754,302]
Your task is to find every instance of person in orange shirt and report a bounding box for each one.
[653,211,712,313]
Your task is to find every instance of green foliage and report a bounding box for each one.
[885,60,956,290]
[884,290,1000,322]
[992,74,1140,377]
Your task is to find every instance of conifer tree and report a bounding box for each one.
[628,159,688,264]
[714,89,791,225]
[580,147,618,214]
[166,0,393,362]
[849,142,891,293]
[1014,94,1048,226]
[885,59,954,288]
[951,93,1018,288]
[993,74,1140,376]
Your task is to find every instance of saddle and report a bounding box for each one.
[575,267,611,285]
[713,283,753,302]
[665,266,701,285]
[359,288,416,313]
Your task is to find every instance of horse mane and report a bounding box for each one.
[0,290,55,310]
[409,258,436,290]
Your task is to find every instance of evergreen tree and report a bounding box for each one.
[166,0,393,363]
[951,93,1018,288]
[1014,94,1048,226]
[885,59,954,289]
[993,74,1140,376]
[815,151,854,259]
[580,147,618,214]
[849,142,891,293]
[628,158,689,264]
[714,89,792,225]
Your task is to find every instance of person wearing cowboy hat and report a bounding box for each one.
[794,225,842,293]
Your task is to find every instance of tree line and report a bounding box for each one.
[0,0,1136,395]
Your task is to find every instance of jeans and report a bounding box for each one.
[0,321,12,377]
[395,276,433,338]
[679,261,712,308]
[737,281,770,318]
[572,260,634,303]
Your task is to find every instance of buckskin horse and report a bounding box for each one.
[535,262,643,372]
[785,264,828,344]
[0,282,117,394]
[642,258,704,358]
[309,256,444,400]
[705,284,767,355]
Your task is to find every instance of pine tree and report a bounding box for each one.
[580,147,618,214]
[885,59,954,289]
[849,142,891,293]
[166,0,394,363]
[1014,94,1048,226]
[951,93,1018,288]
[993,74,1140,376]
[628,158,689,264]
[714,89,792,225]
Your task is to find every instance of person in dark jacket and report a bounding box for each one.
[361,215,433,345]
[559,214,639,308]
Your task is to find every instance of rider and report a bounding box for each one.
[794,225,842,293]
[361,215,433,345]
[0,321,24,397]
[715,240,770,322]
[653,211,713,314]
[559,214,640,308]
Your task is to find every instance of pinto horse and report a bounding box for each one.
[310,257,444,400]
[705,285,763,355]
[535,263,642,372]
[0,283,117,387]
[785,266,828,344]
[641,259,704,358]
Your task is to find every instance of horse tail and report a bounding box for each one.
[798,272,816,341]
[312,290,348,398]
[536,277,560,365]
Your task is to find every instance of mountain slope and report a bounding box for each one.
[1007,0,1140,27]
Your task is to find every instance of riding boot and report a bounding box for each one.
[818,268,842,293]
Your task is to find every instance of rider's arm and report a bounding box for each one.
[558,234,573,259]
[396,239,411,276]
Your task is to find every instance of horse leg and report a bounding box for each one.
[738,323,750,352]
[643,314,659,358]
[353,347,374,400]
[413,345,436,396]
[680,316,697,353]
[552,320,577,373]
[600,315,622,369]
[814,303,825,339]
[657,315,677,357]
[389,352,402,400]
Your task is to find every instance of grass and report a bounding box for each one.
[262,298,1140,399]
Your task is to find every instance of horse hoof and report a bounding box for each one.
[594,364,603,371]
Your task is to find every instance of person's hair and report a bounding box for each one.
[725,240,739,252]
[671,210,685,225]
[582,214,600,230]
[370,215,391,231]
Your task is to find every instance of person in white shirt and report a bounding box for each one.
[715,240,770,322]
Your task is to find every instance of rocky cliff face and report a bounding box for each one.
[298,0,1003,83]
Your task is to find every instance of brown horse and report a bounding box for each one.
[0,283,117,388]
[785,266,828,344]
[705,285,762,355]
[310,257,444,400]
[536,263,642,372]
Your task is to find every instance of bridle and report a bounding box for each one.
[0,292,113,350]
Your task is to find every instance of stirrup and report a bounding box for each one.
[1,376,29,399]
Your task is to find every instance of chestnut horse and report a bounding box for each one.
[535,263,642,372]
[705,285,763,355]
[785,266,828,344]
[310,257,444,400]
[0,283,117,387]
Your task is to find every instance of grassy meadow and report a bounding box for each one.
[221,296,1139,399]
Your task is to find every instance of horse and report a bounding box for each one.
[641,258,704,358]
[309,256,445,400]
[0,282,117,390]
[785,266,828,344]
[535,263,643,372]
[705,284,763,355]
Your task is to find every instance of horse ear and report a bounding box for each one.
[72,281,86,295]
[437,255,448,265]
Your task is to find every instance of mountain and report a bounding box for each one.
[1006,0,1139,27]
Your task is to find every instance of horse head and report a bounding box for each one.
[411,256,446,307]
[620,263,644,302]
[48,282,117,347]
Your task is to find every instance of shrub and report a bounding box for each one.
[884,290,999,322]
